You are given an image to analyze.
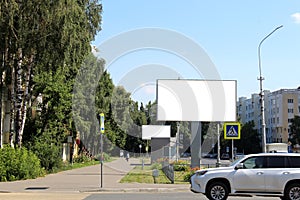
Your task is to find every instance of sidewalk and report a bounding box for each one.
[0,157,189,194]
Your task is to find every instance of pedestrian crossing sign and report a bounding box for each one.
[224,122,240,139]
[100,113,105,134]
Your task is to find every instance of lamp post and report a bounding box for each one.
[258,25,283,153]
[139,144,142,157]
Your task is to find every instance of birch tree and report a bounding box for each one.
[0,0,102,147]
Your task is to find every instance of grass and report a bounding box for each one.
[52,157,116,173]
[120,165,191,184]
[59,160,100,171]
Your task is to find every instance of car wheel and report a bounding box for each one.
[206,182,229,200]
[285,183,300,200]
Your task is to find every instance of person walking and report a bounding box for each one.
[126,152,130,162]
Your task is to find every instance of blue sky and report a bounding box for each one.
[92,0,300,103]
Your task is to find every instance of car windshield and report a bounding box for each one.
[230,155,245,166]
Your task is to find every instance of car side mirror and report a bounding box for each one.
[235,163,244,170]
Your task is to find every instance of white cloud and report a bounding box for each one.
[291,13,300,24]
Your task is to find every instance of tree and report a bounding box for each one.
[233,121,260,154]
[72,53,105,154]
[0,0,102,147]
[289,115,300,145]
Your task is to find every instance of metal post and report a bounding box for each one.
[176,122,180,162]
[231,139,234,161]
[216,122,221,167]
[258,25,283,153]
[99,113,105,188]
[100,132,103,188]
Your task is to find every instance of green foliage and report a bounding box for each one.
[73,154,92,163]
[183,167,201,182]
[1,0,103,147]
[172,160,189,171]
[31,137,63,172]
[290,116,300,145]
[150,162,162,170]
[0,146,45,182]
[94,152,111,162]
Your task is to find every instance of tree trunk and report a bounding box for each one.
[19,54,34,142]
[10,54,16,148]
[0,51,3,148]
[15,48,24,147]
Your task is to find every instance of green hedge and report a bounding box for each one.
[0,146,45,182]
[31,140,63,172]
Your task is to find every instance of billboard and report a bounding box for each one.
[156,79,236,122]
[142,125,171,140]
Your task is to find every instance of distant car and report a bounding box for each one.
[190,153,300,200]
[181,152,191,157]
[235,153,244,159]
[203,153,217,159]
[221,153,230,160]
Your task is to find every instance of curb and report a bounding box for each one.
[81,187,189,193]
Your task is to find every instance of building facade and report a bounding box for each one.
[237,88,300,144]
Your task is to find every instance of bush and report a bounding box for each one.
[31,139,63,172]
[172,160,189,171]
[183,167,201,182]
[94,152,111,162]
[0,146,45,182]
[150,162,161,170]
[73,154,91,163]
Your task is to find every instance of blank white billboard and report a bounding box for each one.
[142,125,171,140]
[156,79,236,122]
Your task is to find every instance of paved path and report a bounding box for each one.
[0,157,189,196]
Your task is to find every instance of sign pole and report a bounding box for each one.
[232,139,234,161]
[100,133,103,188]
[100,113,105,188]
[224,122,241,161]
[216,122,221,167]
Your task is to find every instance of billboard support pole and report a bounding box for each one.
[191,122,201,168]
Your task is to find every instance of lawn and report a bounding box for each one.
[120,165,191,184]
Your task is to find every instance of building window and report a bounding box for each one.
[288,109,294,113]
[272,118,275,124]
[288,99,294,103]
[288,118,293,123]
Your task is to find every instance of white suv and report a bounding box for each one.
[190,153,300,200]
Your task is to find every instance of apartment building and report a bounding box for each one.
[266,89,300,143]
[237,88,300,144]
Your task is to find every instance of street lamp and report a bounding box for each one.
[258,25,283,153]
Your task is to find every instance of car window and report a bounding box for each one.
[266,156,286,168]
[242,157,256,169]
[287,156,300,168]
[242,157,265,169]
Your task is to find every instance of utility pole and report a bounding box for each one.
[258,25,283,153]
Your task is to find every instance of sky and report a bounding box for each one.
[92,0,300,104]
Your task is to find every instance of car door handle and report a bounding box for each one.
[283,172,290,175]
[257,172,263,175]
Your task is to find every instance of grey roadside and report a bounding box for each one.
[0,157,189,195]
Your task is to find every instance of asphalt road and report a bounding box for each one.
[0,192,282,200]
[84,192,281,200]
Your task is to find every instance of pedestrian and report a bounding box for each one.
[126,152,130,162]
